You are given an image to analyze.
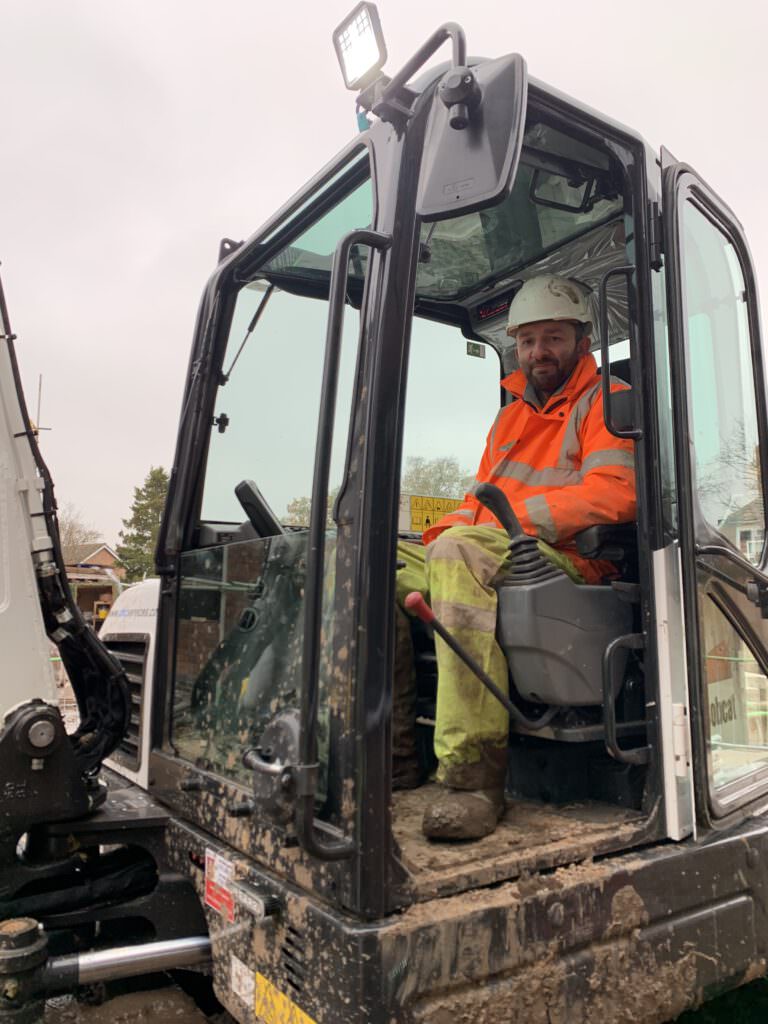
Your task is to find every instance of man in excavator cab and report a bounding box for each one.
[396,274,637,841]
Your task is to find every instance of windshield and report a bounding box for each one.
[414,120,622,303]
[170,156,372,801]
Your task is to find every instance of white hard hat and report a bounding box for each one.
[506,275,592,336]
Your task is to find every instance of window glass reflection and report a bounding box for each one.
[702,595,768,794]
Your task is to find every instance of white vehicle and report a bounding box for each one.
[100,578,160,789]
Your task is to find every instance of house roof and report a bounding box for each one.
[62,542,122,566]
[720,497,766,529]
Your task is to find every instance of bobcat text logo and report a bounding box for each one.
[710,695,738,726]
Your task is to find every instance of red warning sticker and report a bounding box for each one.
[204,848,235,922]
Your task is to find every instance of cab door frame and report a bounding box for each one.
[149,137,392,918]
[662,155,768,830]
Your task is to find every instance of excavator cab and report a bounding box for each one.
[158,53,647,854]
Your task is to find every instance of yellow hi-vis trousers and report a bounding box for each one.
[395,524,582,789]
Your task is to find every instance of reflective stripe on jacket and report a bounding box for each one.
[422,353,636,584]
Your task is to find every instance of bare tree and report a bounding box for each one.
[696,421,762,526]
[58,502,101,550]
[400,455,474,499]
[284,487,339,528]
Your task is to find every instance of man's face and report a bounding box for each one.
[515,319,590,399]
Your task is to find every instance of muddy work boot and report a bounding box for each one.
[423,745,507,839]
[422,786,505,840]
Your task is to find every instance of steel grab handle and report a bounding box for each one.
[598,265,642,440]
[602,632,649,765]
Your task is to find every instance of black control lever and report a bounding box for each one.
[473,482,525,540]
[235,479,285,537]
[474,482,562,585]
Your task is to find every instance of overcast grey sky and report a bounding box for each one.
[2,0,766,544]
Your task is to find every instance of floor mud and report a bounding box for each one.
[393,784,644,899]
[44,986,216,1024]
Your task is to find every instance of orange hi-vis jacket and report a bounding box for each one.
[423,353,636,584]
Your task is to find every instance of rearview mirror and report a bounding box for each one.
[416,54,527,221]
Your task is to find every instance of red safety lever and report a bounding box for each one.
[404,591,435,624]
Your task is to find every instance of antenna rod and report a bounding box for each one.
[36,374,42,433]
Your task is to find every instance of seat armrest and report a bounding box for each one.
[575,523,637,561]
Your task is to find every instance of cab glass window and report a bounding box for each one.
[399,321,500,533]
[682,200,765,564]
[414,120,623,304]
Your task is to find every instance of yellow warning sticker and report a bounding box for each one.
[254,972,317,1024]
[408,494,462,531]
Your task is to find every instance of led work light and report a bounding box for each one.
[333,2,387,91]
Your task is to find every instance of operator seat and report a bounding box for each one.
[496,355,638,707]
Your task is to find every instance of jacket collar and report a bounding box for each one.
[501,353,599,409]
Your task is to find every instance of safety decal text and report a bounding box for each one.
[204,848,235,923]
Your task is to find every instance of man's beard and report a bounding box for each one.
[526,358,573,395]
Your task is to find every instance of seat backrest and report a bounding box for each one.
[574,522,639,581]
[598,356,632,387]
